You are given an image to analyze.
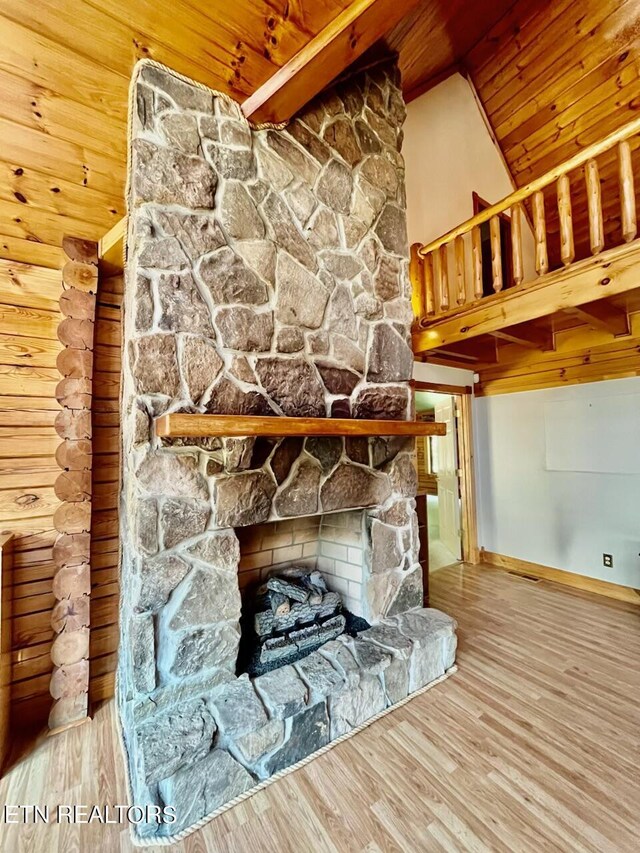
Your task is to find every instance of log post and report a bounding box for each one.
[585,159,604,254]
[422,251,435,318]
[511,203,524,285]
[409,243,426,325]
[454,235,466,305]
[619,140,636,243]
[557,173,575,265]
[50,236,97,734]
[471,225,483,299]
[490,215,503,292]
[532,190,549,275]
[435,244,450,312]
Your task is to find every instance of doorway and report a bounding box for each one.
[414,382,478,574]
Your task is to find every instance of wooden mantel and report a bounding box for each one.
[155,413,446,439]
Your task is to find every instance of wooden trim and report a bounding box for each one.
[50,237,97,733]
[155,413,446,439]
[481,550,640,606]
[47,715,91,738]
[458,395,479,565]
[98,217,126,277]
[418,114,640,255]
[240,0,421,124]
[413,239,640,352]
[412,385,479,565]
[413,381,472,395]
[0,533,12,775]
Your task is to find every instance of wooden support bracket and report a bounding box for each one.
[490,322,555,351]
[571,301,631,337]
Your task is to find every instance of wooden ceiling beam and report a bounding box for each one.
[490,322,555,351]
[570,302,631,337]
[241,0,421,124]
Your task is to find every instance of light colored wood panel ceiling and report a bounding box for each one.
[0,0,522,269]
[0,0,353,267]
[466,0,640,267]
[387,0,515,100]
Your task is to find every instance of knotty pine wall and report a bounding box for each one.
[475,313,640,396]
[0,258,64,728]
[0,0,353,270]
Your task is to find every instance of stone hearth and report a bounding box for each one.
[118,58,457,839]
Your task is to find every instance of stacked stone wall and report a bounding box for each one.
[116,58,457,840]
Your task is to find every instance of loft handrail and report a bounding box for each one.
[417,114,640,257]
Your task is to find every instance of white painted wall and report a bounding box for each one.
[413,361,474,387]
[474,378,640,588]
[402,72,535,280]
[404,74,640,588]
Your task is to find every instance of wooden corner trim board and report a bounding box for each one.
[413,238,640,352]
[0,534,12,773]
[481,550,640,607]
[241,0,421,124]
[98,217,126,277]
[413,380,472,395]
[50,236,97,734]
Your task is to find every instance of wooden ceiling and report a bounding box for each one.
[0,0,355,269]
[465,0,640,266]
[387,0,515,100]
[2,0,640,273]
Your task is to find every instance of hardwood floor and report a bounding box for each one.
[1,563,639,852]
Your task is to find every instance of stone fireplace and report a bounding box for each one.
[118,58,457,840]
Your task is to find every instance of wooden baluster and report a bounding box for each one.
[619,140,636,242]
[531,190,548,275]
[511,203,524,286]
[454,235,466,305]
[557,174,574,265]
[433,244,450,312]
[409,243,425,324]
[585,159,604,254]
[471,225,483,300]
[489,215,502,292]
[423,251,435,317]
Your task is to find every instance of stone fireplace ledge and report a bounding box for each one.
[129,607,457,839]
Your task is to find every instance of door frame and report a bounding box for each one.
[413,380,480,564]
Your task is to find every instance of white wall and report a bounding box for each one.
[403,72,535,281]
[474,378,640,588]
[404,75,640,589]
[413,361,474,387]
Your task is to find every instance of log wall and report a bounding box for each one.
[0,256,122,731]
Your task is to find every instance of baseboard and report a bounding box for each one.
[481,550,640,606]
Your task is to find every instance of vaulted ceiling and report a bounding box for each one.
[1,0,639,271]
[463,0,640,266]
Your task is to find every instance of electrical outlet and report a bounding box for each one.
[603,553,613,568]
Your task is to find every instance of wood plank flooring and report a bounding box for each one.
[1,563,639,852]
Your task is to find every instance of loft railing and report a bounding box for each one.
[409,115,640,327]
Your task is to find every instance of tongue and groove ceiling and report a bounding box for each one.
[1,0,639,270]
